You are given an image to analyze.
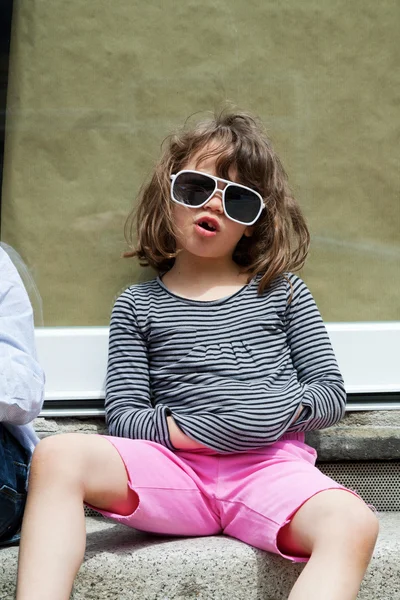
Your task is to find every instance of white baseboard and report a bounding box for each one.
[35,323,400,412]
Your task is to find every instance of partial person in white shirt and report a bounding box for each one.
[0,245,45,545]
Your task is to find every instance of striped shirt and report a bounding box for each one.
[105,273,346,453]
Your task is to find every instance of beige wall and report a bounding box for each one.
[1,0,399,324]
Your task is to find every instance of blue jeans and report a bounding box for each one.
[0,423,29,546]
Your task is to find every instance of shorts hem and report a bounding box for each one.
[275,486,364,562]
[84,436,142,521]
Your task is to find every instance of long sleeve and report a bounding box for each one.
[0,249,45,425]
[284,276,347,433]
[104,290,173,448]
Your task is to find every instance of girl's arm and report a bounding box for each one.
[105,290,173,448]
[284,276,347,433]
[105,290,206,450]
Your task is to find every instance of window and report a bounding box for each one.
[1,2,399,414]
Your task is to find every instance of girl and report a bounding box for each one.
[16,111,378,600]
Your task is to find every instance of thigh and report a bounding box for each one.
[277,488,377,558]
[93,436,221,537]
[219,441,352,561]
[0,425,28,543]
[30,432,137,517]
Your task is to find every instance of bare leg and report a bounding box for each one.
[277,489,379,600]
[16,434,138,600]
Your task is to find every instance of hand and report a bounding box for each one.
[167,416,208,450]
[293,404,304,422]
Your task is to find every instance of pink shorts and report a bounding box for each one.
[94,433,357,562]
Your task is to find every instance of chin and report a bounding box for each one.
[187,248,232,261]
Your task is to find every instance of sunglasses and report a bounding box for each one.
[170,170,264,226]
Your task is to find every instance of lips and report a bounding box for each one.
[194,215,221,232]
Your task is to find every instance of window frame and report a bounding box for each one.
[36,323,400,417]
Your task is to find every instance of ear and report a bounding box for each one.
[243,226,254,238]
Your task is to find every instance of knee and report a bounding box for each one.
[30,434,87,485]
[344,503,379,551]
[318,495,379,557]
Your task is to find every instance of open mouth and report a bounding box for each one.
[198,221,217,232]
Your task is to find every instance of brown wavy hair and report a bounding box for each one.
[124,109,310,295]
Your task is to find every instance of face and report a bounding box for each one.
[171,150,254,262]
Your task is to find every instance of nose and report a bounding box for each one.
[203,188,224,213]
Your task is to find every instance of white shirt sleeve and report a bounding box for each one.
[0,248,45,425]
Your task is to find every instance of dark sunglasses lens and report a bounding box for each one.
[225,186,261,224]
[173,173,214,207]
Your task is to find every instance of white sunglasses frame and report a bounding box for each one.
[170,170,265,226]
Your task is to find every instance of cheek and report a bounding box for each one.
[172,204,190,226]
[227,222,249,244]
[172,205,192,242]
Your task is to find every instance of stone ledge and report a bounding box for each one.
[33,410,400,462]
[34,416,107,437]
[306,411,400,461]
[0,513,397,600]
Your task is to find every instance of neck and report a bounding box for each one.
[172,252,244,282]
[162,254,249,301]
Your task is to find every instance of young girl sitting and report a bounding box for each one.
[16,110,378,600]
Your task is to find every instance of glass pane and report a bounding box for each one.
[0,0,12,219]
[1,1,399,325]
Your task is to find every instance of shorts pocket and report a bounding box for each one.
[13,461,28,492]
[288,441,317,464]
[0,484,26,541]
[259,440,317,464]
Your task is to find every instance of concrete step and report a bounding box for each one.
[0,512,398,600]
[33,409,400,462]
